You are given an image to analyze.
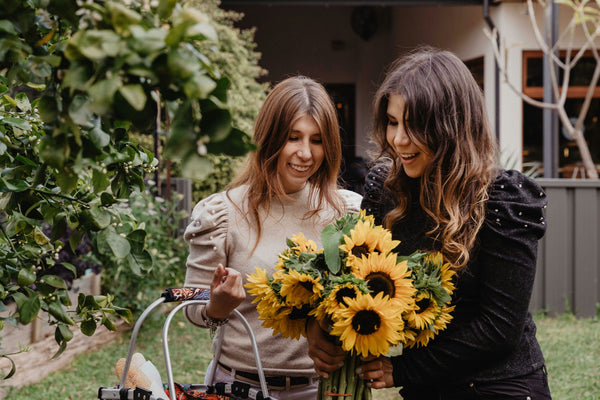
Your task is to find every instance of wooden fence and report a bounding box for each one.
[532,179,600,318]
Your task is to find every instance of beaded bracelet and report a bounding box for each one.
[201,306,229,338]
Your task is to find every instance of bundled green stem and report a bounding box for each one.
[318,353,370,400]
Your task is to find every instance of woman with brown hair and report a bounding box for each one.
[183,76,362,400]
[307,47,552,399]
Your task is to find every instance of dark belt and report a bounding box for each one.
[217,362,310,390]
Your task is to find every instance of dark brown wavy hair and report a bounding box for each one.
[372,47,498,268]
[228,76,344,249]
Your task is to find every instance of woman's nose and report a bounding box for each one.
[392,127,410,147]
[297,142,312,160]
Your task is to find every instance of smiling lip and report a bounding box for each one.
[289,163,311,173]
[399,152,418,163]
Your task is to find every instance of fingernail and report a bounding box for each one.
[355,367,362,374]
[358,373,364,378]
[366,382,372,387]
[338,362,344,367]
[320,373,328,379]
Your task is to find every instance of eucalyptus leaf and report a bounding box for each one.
[321,225,344,274]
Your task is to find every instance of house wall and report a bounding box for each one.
[226,2,591,169]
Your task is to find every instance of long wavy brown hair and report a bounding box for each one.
[372,47,498,268]
[228,76,344,249]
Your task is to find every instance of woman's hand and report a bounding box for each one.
[205,264,246,320]
[356,355,394,389]
[306,317,346,378]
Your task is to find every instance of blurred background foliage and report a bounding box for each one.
[0,0,268,376]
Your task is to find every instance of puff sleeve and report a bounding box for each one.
[182,192,229,327]
[339,189,363,214]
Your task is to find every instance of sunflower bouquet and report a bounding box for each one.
[246,211,455,400]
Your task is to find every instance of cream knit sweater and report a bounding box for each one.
[183,184,362,378]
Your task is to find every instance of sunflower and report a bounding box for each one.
[330,292,405,357]
[339,220,382,264]
[352,252,415,310]
[288,232,321,255]
[404,326,437,348]
[403,291,441,331]
[440,260,456,295]
[432,305,455,332]
[311,276,368,321]
[264,304,311,340]
[245,267,272,302]
[357,209,376,225]
[279,269,323,307]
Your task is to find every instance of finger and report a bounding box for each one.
[211,264,225,289]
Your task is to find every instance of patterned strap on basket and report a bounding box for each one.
[162,288,211,302]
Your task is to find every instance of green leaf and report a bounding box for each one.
[1,355,16,380]
[92,169,110,192]
[98,228,131,259]
[88,76,121,115]
[180,154,213,180]
[33,226,50,245]
[60,262,78,277]
[0,178,29,192]
[37,95,59,123]
[56,324,74,342]
[102,316,116,331]
[0,20,18,35]
[184,72,217,99]
[71,30,123,61]
[157,0,177,19]
[19,293,41,325]
[1,117,31,131]
[51,341,67,360]
[48,301,75,325]
[106,1,142,32]
[321,225,344,274]
[207,128,252,156]
[126,250,152,275]
[42,275,68,289]
[55,167,78,193]
[115,307,133,324]
[201,108,232,142]
[68,95,93,126]
[100,191,118,206]
[127,229,146,253]
[185,22,218,41]
[17,268,37,287]
[118,84,146,111]
[81,317,97,336]
[62,64,91,92]
[88,205,111,229]
[15,92,31,112]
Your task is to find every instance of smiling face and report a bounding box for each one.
[277,114,325,193]
[386,94,433,178]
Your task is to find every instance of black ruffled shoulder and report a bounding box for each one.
[361,161,394,225]
[485,169,547,240]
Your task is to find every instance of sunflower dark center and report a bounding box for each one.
[299,280,314,292]
[335,287,357,307]
[415,297,431,312]
[366,272,395,298]
[289,304,311,320]
[352,244,370,258]
[351,310,381,335]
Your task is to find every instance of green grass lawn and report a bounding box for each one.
[4,311,599,400]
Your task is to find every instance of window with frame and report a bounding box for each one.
[522,50,600,178]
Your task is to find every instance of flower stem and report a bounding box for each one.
[338,356,348,395]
